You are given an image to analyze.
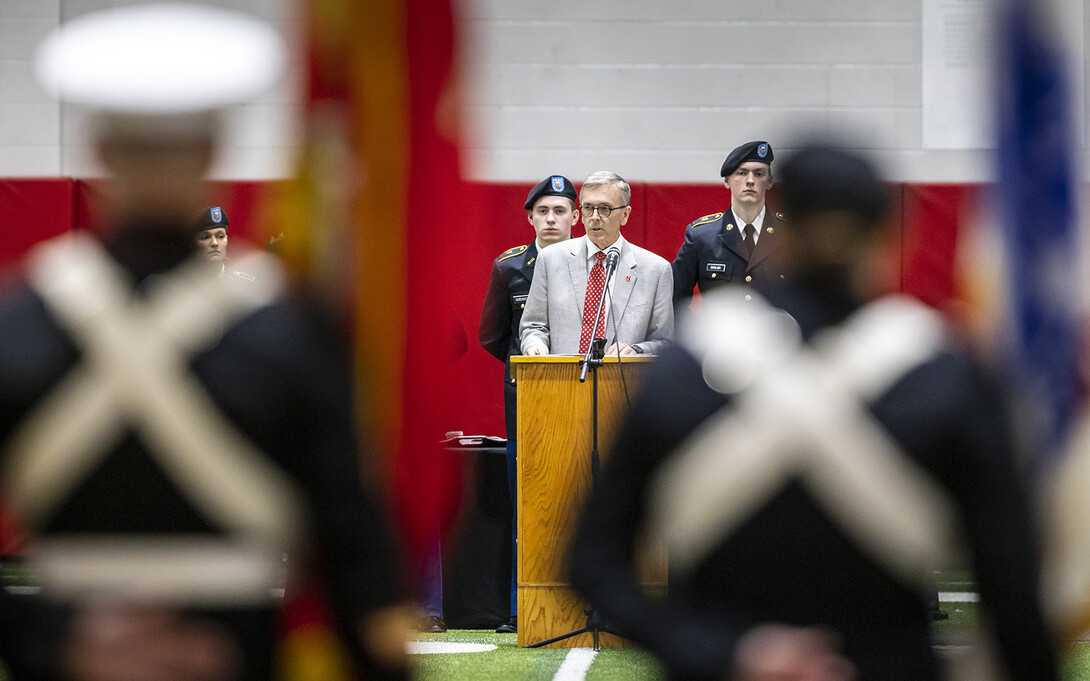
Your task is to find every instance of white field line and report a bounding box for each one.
[552,648,598,681]
[939,591,980,602]
[406,642,497,654]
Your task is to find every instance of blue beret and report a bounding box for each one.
[720,141,774,177]
[192,206,228,232]
[524,175,577,210]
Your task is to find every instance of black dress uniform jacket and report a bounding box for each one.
[0,224,406,681]
[479,241,537,438]
[570,282,1058,681]
[671,208,786,306]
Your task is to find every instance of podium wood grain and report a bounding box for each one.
[512,355,665,648]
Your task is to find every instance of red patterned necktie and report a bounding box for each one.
[579,251,607,353]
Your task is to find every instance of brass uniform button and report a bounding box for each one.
[745,294,752,301]
[711,273,717,279]
[726,224,734,230]
[745,275,752,282]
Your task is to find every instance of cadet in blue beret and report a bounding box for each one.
[478,174,578,634]
[671,140,786,310]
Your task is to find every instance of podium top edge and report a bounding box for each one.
[510,354,657,363]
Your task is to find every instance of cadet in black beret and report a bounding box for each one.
[523,174,579,210]
[193,205,229,266]
[482,176,579,374]
[191,206,258,283]
[672,140,786,310]
[720,140,774,177]
[479,174,578,635]
[193,204,229,231]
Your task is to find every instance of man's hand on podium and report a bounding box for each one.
[606,342,640,357]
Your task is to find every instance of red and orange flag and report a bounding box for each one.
[273,0,470,676]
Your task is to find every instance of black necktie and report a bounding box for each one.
[743,223,756,257]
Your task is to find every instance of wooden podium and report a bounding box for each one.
[512,355,666,648]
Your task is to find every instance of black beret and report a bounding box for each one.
[192,206,228,232]
[720,141,773,177]
[778,144,888,225]
[523,175,577,210]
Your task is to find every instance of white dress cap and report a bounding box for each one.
[36,3,284,114]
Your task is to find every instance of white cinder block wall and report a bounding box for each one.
[0,0,1085,183]
[0,0,300,179]
[0,0,63,176]
[460,0,1087,183]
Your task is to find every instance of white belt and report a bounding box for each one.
[31,535,285,606]
[2,233,304,600]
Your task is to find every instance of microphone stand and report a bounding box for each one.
[526,250,623,651]
[577,252,614,384]
[579,248,618,383]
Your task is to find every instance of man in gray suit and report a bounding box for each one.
[520,171,674,356]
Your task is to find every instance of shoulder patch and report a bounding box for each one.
[690,212,723,228]
[497,244,528,262]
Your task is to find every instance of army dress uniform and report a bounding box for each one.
[478,239,536,629]
[479,174,577,632]
[479,240,538,440]
[672,140,786,308]
[671,208,786,305]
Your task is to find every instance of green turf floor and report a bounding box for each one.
[2,576,1087,681]
[407,629,1090,681]
[1,627,1087,681]
[409,630,666,681]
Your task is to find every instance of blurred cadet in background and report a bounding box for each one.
[479,174,578,634]
[570,143,1059,681]
[0,5,410,680]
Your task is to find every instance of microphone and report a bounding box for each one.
[581,246,622,382]
[604,247,621,281]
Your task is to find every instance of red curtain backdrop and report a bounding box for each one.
[901,184,978,309]
[0,179,75,275]
[0,177,981,440]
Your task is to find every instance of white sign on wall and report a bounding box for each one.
[922,0,993,150]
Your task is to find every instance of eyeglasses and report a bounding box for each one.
[580,204,628,218]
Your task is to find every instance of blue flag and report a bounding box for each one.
[996,0,1081,468]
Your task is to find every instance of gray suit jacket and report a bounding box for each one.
[519,235,674,355]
